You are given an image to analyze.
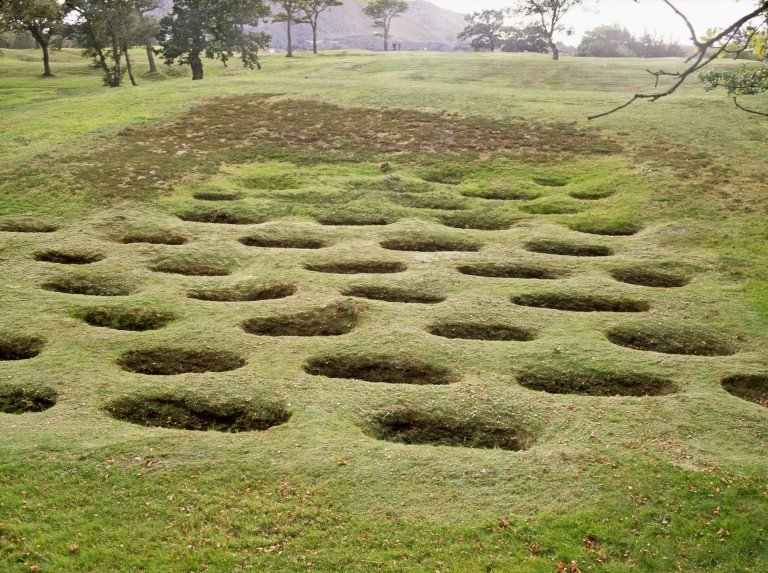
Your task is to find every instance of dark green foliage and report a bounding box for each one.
[1,0,68,76]
[502,23,548,53]
[158,0,271,80]
[106,393,290,431]
[458,8,510,52]
[576,25,685,58]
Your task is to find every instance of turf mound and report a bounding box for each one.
[380,238,480,252]
[520,200,584,215]
[525,239,613,257]
[305,261,407,274]
[342,285,446,304]
[0,335,45,361]
[457,262,568,280]
[304,355,457,385]
[106,394,290,432]
[118,230,188,245]
[518,368,675,396]
[117,348,247,375]
[569,188,616,200]
[42,273,137,296]
[242,301,363,336]
[364,407,530,450]
[512,292,649,312]
[192,191,241,201]
[721,374,768,408]
[149,258,231,276]
[0,386,57,414]
[239,235,327,249]
[178,208,263,225]
[440,212,512,231]
[0,219,58,233]
[610,266,691,288]
[394,193,469,211]
[605,324,736,356]
[187,283,297,302]
[532,176,569,187]
[428,322,536,341]
[316,212,393,226]
[569,220,643,236]
[34,250,104,265]
[75,307,175,331]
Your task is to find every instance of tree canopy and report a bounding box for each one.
[514,0,589,60]
[363,0,408,52]
[576,24,684,58]
[458,9,510,52]
[502,23,548,53]
[0,0,69,76]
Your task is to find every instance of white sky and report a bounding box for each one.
[428,0,754,44]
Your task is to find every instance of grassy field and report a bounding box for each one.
[0,47,766,572]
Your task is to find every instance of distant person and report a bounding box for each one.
[392,42,397,51]
[397,42,402,51]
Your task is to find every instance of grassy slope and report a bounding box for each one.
[0,48,766,572]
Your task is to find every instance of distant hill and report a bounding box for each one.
[259,1,469,52]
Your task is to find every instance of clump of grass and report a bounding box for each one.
[363,406,531,451]
[304,261,407,274]
[457,262,569,280]
[0,386,57,414]
[304,354,457,385]
[34,250,105,265]
[721,374,768,407]
[525,239,613,257]
[606,323,737,356]
[187,282,297,302]
[105,393,291,432]
[428,322,536,341]
[74,306,176,331]
[517,367,675,396]
[610,266,691,288]
[511,292,650,312]
[0,335,45,361]
[117,348,247,375]
[342,285,446,304]
[242,300,363,336]
[42,272,138,297]
[380,237,480,252]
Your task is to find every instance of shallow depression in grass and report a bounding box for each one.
[239,235,327,249]
[42,273,137,297]
[75,307,175,331]
[105,394,290,432]
[118,230,189,245]
[149,258,231,276]
[242,301,363,336]
[525,239,614,257]
[518,368,675,396]
[380,238,480,252]
[0,219,58,233]
[117,348,247,375]
[187,282,297,302]
[428,322,536,341]
[610,266,691,288]
[304,355,457,385]
[305,261,407,275]
[457,262,569,280]
[342,285,446,304]
[364,407,530,451]
[512,292,650,312]
[34,250,104,265]
[605,324,737,356]
[0,335,45,361]
[192,191,241,201]
[721,374,768,407]
[178,208,264,225]
[0,386,57,414]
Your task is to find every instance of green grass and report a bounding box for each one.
[0,47,766,572]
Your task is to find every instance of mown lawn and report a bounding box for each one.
[0,47,766,572]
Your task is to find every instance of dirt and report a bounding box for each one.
[0,335,44,361]
[0,386,57,414]
[517,368,675,396]
[34,251,105,265]
[304,355,457,385]
[569,221,643,236]
[187,283,297,302]
[304,261,407,274]
[117,348,247,375]
[428,322,536,341]
[242,301,363,336]
[380,238,480,252]
[721,374,768,407]
[239,235,327,249]
[605,324,737,356]
[177,208,265,225]
[192,191,241,201]
[75,307,175,331]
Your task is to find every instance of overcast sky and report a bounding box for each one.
[428,0,752,44]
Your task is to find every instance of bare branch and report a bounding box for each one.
[733,97,768,116]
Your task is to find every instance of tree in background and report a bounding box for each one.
[514,0,588,61]
[632,31,684,58]
[0,0,69,76]
[66,0,147,87]
[159,0,271,80]
[300,0,341,54]
[272,0,308,58]
[576,24,635,57]
[138,2,161,72]
[502,23,548,53]
[457,9,510,52]
[363,0,407,52]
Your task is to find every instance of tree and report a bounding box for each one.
[457,9,509,52]
[576,24,635,57]
[300,0,341,54]
[514,0,589,61]
[363,0,407,52]
[0,0,69,76]
[137,3,161,72]
[589,1,768,119]
[502,23,548,53]
[272,0,308,58]
[632,32,684,58]
[158,0,271,81]
[66,0,147,87]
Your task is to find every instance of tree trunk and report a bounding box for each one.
[145,44,157,73]
[286,17,293,57]
[311,21,318,54]
[40,41,52,77]
[549,39,559,61]
[125,49,138,86]
[190,51,204,80]
[383,23,389,51]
